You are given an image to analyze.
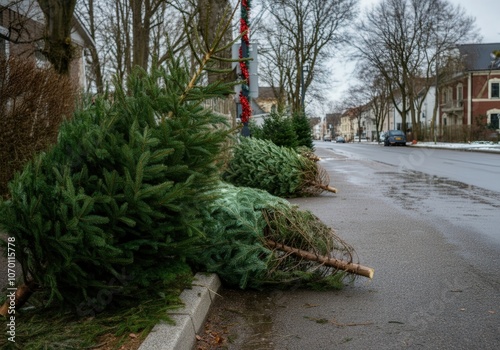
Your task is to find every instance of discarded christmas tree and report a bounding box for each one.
[0,61,234,315]
[193,183,373,290]
[223,138,336,197]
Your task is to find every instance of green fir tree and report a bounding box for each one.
[0,62,233,311]
[259,112,298,148]
[192,182,353,289]
[223,138,332,197]
[292,112,314,150]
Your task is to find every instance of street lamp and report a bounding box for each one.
[301,65,309,113]
[422,112,426,141]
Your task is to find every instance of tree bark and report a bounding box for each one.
[0,279,38,317]
[265,239,374,278]
[197,0,232,84]
[88,0,104,93]
[37,0,77,75]
[313,183,337,193]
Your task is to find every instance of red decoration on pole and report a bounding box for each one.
[239,0,252,125]
[240,91,251,121]
[239,47,250,81]
[240,20,250,45]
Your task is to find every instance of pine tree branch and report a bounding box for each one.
[168,1,241,118]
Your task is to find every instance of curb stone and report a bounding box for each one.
[138,273,221,350]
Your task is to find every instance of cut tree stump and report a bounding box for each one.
[0,279,37,317]
[320,184,338,193]
[265,239,374,279]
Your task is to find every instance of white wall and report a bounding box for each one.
[391,86,437,130]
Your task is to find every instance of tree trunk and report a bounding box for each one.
[131,0,151,72]
[265,239,374,278]
[88,0,104,93]
[313,183,337,193]
[197,0,232,84]
[38,0,77,75]
[0,280,38,317]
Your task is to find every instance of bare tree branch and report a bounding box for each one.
[354,0,478,139]
[257,0,357,114]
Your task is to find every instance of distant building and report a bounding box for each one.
[438,43,500,140]
[324,113,341,137]
[251,86,288,125]
[312,122,322,140]
[345,43,500,142]
[253,87,279,113]
[390,86,436,132]
[339,109,356,141]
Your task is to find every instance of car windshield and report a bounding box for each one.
[389,130,405,136]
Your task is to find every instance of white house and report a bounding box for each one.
[385,86,437,133]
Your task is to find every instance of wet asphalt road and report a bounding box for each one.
[212,142,500,350]
[328,142,500,197]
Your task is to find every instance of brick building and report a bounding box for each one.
[439,43,500,140]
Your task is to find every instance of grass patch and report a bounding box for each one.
[0,286,186,349]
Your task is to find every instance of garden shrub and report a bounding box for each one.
[0,56,77,196]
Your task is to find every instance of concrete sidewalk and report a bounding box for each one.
[408,140,500,153]
[362,140,500,153]
[138,273,221,350]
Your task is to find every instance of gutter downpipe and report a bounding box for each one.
[468,72,472,127]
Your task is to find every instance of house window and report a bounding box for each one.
[490,80,500,99]
[457,84,463,102]
[0,38,5,59]
[489,113,499,129]
[442,87,453,104]
[0,25,8,59]
[35,40,49,68]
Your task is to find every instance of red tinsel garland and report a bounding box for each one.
[239,48,250,80]
[240,19,249,45]
[239,91,251,123]
[239,0,251,124]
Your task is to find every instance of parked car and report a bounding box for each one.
[323,135,332,142]
[384,130,407,146]
[335,136,345,143]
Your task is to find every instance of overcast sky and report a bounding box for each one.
[359,0,499,43]
[326,0,500,107]
[447,0,500,43]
